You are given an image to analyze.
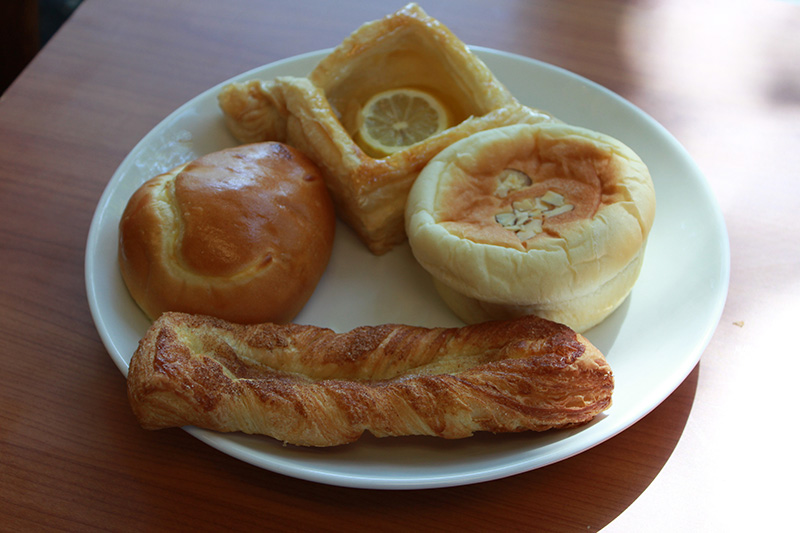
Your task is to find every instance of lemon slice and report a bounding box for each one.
[357,88,450,157]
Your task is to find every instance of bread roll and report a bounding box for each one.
[127,312,613,447]
[118,142,335,324]
[405,123,656,332]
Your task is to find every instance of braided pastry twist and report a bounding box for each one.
[127,312,613,446]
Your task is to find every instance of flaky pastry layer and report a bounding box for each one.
[127,312,613,447]
[217,3,554,254]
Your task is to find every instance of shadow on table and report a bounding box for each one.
[188,365,699,532]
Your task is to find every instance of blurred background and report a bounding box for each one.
[1,0,83,94]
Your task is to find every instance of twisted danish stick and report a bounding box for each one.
[127,312,613,446]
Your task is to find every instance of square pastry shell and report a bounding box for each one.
[218,3,554,254]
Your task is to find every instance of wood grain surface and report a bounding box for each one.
[1,0,797,531]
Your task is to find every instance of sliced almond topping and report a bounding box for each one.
[494,189,574,242]
[512,199,541,214]
[494,212,517,227]
[495,169,532,198]
[543,204,574,218]
[513,209,531,226]
[540,190,565,207]
[516,218,543,241]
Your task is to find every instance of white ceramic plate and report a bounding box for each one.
[85,48,729,490]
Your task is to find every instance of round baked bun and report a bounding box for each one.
[405,123,656,332]
[118,142,335,324]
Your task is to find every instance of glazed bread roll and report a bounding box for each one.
[405,123,656,332]
[127,312,613,447]
[118,142,335,324]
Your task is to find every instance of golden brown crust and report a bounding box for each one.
[127,312,613,446]
[118,142,335,324]
[218,79,288,145]
[217,3,555,254]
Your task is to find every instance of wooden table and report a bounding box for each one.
[2,0,797,530]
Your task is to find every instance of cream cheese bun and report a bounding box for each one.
[405,123,656,332]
